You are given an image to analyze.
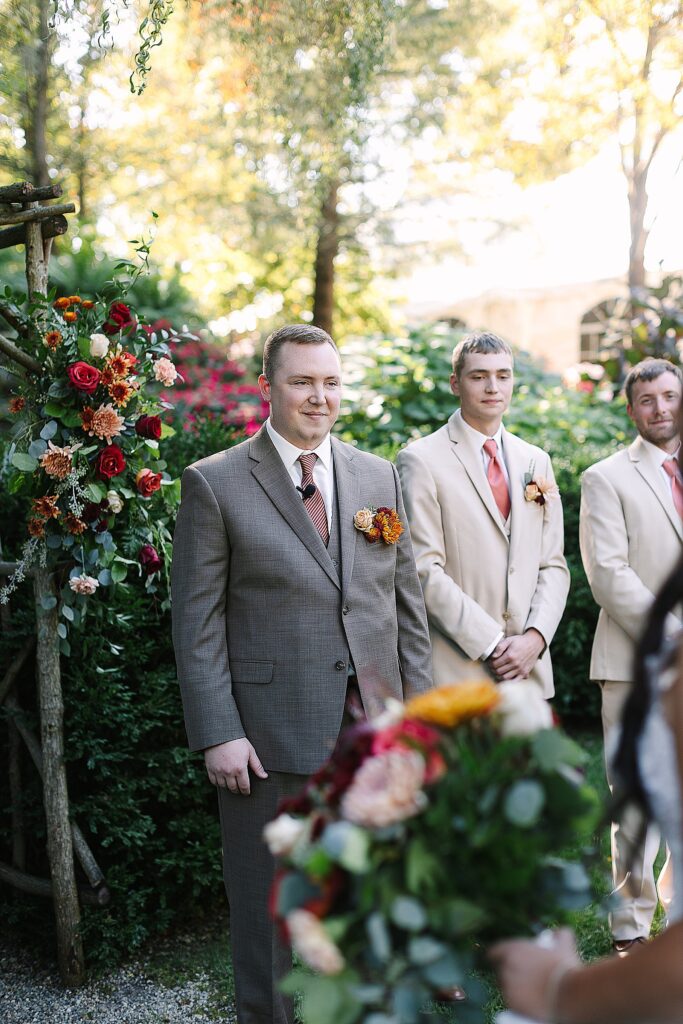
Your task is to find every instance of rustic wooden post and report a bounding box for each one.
[22,187,85,985]
[33,570,84,985]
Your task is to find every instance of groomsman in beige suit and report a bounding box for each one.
[172,324,432,1024]
[580,357,683,955]
[397,331,570,695]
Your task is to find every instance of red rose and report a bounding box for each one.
[95,444,126,480]
[67,361,101,394]
[136,468,162,497]
[139,543,163,575]
[135,414,162,440]
[102,302,137,336]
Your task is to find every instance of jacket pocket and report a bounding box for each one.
[230,660,274,685]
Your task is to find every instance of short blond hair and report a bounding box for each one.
[451,331,513,378]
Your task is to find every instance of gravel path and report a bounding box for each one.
[0,944,237,1024]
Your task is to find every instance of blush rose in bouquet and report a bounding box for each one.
[1,289,192,641]
[266,678,599,1024]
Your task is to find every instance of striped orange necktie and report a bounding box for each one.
[298,452,329,545]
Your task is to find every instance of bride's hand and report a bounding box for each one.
[489,928,580,1022]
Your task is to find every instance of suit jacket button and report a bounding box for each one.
[502,612,511,621]
[335,660,346,671]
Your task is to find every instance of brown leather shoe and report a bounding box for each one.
[612,937,647,957]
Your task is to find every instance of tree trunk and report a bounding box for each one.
[628,166,648,291]
[33,569,85,986]
[27,0,51,188]
[312,179,340,338]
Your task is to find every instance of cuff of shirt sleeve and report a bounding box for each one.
[481,631,504,661]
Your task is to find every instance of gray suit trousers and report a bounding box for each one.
[217,772,304,1024]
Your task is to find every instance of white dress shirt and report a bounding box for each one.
[265,418,334,533]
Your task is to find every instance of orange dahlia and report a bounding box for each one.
[67,295,82,304]
[43,330,63,351]
[32,494,61,520]
[27,517,46,538]
[108,380,133,407]
[39,441,81,480]
[87,403,125,444]
[64,513,87,535]
[374,507,403,545]
[63,310,78,323]
[81,300,95,310]
[404,679,500,728]
[54,297,70,310]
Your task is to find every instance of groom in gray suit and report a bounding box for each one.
[171,324,433,1024]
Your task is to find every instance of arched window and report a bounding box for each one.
[579,297,630,361]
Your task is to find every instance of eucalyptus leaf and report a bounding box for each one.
[408,936,447,966]
[111,561,128,583]
[420,951,464,988]
[40,595,57,610]
[40,420,58,440]
[366,912,391,963]
[28,439,48,459]
[59,638,71,657]
[321,821,370,873]
[503,779,546,828]
[57,623,68,639]
[11,452,38,472]
[46,534,63,549]
[62,604,75,621]
[98,569,113,586]
[390,896,426,932]
[85,483,106,502]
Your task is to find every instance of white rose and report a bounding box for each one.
[262,813,306,857]
[496,681,553,738]
[107,490,124,514]
[89,333,109,358]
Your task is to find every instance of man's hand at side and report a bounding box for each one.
[204,738,268,795]
[489,628,545,681]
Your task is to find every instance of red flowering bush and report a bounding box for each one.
[166,335,268,436]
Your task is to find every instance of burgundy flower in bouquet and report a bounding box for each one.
[95,444,126,480]
[136,468,163,498]
[135,414,162,439]
[139,543,163,575]
[67,361,101,394]
[102,301,137,336]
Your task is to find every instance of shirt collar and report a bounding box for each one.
[459,412,504,452]
[641,437,680,467]
[265,417,332,470]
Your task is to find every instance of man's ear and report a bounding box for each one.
[626,403,634,424]
[450,372,460,398]
[258,374,271,403]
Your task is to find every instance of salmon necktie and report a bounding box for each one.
[298,453,329,546]
[483,438,511,521]
[663,458,683,519]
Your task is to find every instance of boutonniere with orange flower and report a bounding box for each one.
[353,506,403,544]
[524,461,560,506]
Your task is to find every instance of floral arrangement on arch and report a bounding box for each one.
[1,288,190,635]
[266,678,598,1024]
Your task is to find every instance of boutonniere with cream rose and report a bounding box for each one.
[353,506,403,544]
[523,460,560,506]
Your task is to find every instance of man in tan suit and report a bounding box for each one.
[172,324,433,1024]
[580,357,683,954]
[397,330,570,695]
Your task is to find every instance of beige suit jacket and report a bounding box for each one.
[397,410,570,696]
[580,436,683,683]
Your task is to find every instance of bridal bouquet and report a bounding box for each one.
[267,678,598,1024]
[1,288,189,633]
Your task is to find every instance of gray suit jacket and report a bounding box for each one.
[171,427,433,773]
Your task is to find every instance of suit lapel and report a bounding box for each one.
[248,428,341,589]
[503,429,532,563]
[630,436,683,542]
[331,438,360,598]
[447,411,509,540]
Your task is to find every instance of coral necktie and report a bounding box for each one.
[298,453,329,546]
[483,438,511,521]
[663,458,683,519]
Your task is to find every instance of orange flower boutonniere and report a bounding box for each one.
[523,461,560,506]
[354,506,404,545]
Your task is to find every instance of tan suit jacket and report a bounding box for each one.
[580,436,683,683]
[397,410,570,696]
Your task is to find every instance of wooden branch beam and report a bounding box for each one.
[0,182,35,203]
[0,214,68,252]
[0,302,28,336]
[0,861,110,907]
[0,202,76,227]
[0,562,22,575]
[0,333,41,373]
[5,694,107,890]
[0,638,34,706]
